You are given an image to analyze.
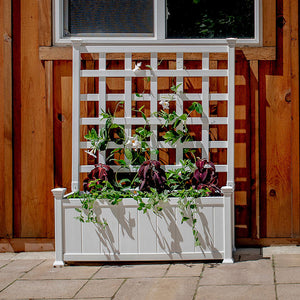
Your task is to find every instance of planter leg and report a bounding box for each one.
[51,188,66,267]
[222,186,234,264]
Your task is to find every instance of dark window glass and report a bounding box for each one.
[166,0,255,39]
[66,0,154,36]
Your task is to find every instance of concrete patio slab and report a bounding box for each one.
[0,279,87,299]
[0,253,17,260]
[0,259,43,275]
[93,263,169,279]
[22,260,100,280]
[277,284,300,300]
[275,267,300,284]
[273,254,300,268]
[0,273,20,292]
[166,263,203,277]
[199,260,274,285]
[263,246,300,258]
[11,251,55,260]
[195,284,276,300]
[75,279,124,298]
[114,277,198,300]
[0,261,9,269]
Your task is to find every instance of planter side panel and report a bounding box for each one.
[62,198,225,261]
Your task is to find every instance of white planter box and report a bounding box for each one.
[52,186,234,266]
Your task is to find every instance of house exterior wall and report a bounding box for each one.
[0,0,299,251]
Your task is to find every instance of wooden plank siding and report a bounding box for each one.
[0,0,13,238]
[12,0,53,238]
[0,0,299,248]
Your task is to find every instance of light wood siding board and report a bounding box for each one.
[263,0,276,46]
[38,0,52,46]
[13,0,50,237]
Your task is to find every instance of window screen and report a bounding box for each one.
[65,0,154,36]
[166,0,255,39]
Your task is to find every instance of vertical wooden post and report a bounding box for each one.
[0,0,13,238]
[290,0,300,237]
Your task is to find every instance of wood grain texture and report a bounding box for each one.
[0,0,13,238]
[263,0,276,46]
[259,0,292,237]
[234,58,251,238]
[290,0,300,237]
[45,61,54,237]
[39,47,277,61]
[53,61,73,192]
[38,0,51,46]
[250,60,260,239]
[13,0,51,237]
[0,238,55,252]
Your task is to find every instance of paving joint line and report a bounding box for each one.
[71,266,102,299]
[192,263,205,300]
[111,278,127,300]
[18,259,47,279]
[272,255,278,300]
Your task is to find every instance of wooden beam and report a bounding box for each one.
[38,0,52,46]
[0,238,55,252]
[263,0,276,46]
[45,60,55,237]
[39,46,277,61]
[290,0,300,237]
[0,0,13,238]
[250,60,260,239]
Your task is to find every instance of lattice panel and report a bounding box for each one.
[71,42,236,192]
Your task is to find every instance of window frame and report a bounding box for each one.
[53,0,262,46]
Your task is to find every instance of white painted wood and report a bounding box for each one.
[150,52,158,161]
[71,41,81,192]
[98,52,106,164]
[79,164,229,174]
[222,186,234,263]
[226,39,236,188]
[81,69,228,78]
[57,195,232,263]
[51,188,66,267]
[60,42,237,264]
[80,117,229,126]
[175,52,184,165]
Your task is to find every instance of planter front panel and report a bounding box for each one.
[62,197,225,261]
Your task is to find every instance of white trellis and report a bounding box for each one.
[52,39,236,266]
[71,40,236,192]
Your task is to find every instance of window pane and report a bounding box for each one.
[166,0,255,39]
[66,0,154,36]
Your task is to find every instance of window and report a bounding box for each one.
[54,0,261,45]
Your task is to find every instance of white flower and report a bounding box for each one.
[85,149,97,158]
[133,62,142,73]
[126,136,141,150]
[159,99,169,110]
[178,171,182,177]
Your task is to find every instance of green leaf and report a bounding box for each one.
[181,216,190,223]
[179,114,188,121]
[170,83,182,93]
[135,93,143,97]
[124,148,133,160]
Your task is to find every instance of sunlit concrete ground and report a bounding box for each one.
[1,247,300,299]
